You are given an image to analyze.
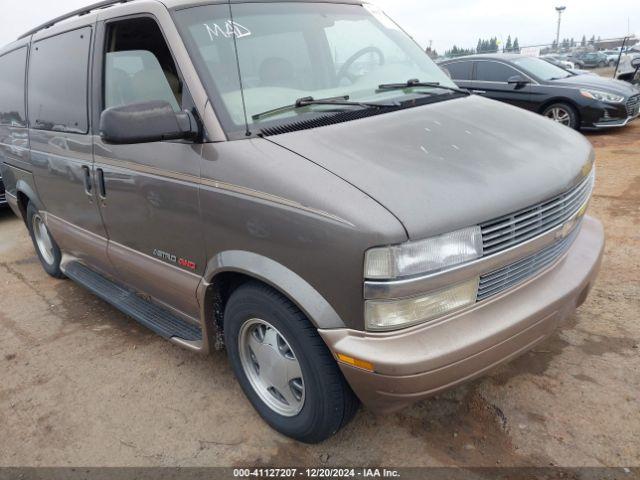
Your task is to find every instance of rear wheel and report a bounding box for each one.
[224,282,359,443]
[543,103,579,130]
[27,203,64,279]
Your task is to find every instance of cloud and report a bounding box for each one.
[1,1,636,52]
[374,0,637,52]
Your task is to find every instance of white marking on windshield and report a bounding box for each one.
[204,21,252,41]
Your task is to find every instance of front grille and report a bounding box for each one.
[480,171,594,256]
[627,95,640,118]
[477,226,579,301]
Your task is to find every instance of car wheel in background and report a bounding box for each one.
[27,203,64,278]
[224,281,359,444]
[543,103,579,130]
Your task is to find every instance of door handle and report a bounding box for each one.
[471,89,487,94]
[81,166,93,197]
[97,168,106,199]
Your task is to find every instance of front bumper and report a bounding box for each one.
[320,216,605,414]
[584,96,640,129]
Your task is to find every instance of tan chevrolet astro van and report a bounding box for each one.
[0,0,604,443]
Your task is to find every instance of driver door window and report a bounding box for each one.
[475,61,518,83]
[473,61,532,109]
[103,17,183,111]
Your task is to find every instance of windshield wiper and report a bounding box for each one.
[252,95,389,121]
[377,79,470,96]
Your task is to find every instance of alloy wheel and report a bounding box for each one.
[545,107,571,126]
[32,213,55,266]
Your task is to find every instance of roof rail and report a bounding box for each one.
[18,0,134,40]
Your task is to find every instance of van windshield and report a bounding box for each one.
[174,2,456,137]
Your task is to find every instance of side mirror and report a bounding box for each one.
[507,75,531,85]
[100,101,199,145]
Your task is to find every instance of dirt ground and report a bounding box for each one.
[0,122,639,469]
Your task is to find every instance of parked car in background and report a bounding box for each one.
[616,51,640,85]
[572,51,610,69]
[542,54,575,70]
[440,54,640,129]
[0,0,607,443]
[602,50,622,65]
[540,57,595,77]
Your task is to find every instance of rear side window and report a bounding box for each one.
[0,47,28,127]
[475,61,518,82]
[442,61,472,81]
[28,28,92,133]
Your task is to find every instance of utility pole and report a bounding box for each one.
[555,6,566,52]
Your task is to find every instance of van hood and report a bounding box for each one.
[267,95,594,240]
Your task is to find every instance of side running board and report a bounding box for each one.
[64,262,202,344]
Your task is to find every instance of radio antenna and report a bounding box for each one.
[227,0,251,137]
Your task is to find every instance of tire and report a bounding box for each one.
[598,61,606,68]
[224,281,359,443]
[26,203,64,279]
[542,103,580,130]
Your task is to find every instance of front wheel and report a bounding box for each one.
[542,103,579,130]
[27,203,64,279]
[224,282,359,443]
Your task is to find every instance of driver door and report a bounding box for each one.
[91,14,205,319]
[472,60,533,110]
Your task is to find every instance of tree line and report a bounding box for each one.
[552,35,602,51]
[442,33,611,58]
[443,35,521,58]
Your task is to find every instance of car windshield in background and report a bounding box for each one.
[175,3,457,135]
[512,56,573,81]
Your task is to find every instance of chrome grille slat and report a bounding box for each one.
[482,178,592,239]
[481,171,594,256]
[477,229,578,301]
[483,197,586,251]
[481,176,592,235]
[478,247,565,291]
[482,180,592,240]
[627,95,640,117]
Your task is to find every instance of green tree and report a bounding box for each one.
[505,35,512,52]
[513,38,520,53]
[581,35,587,47]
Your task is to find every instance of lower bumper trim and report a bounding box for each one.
[592,114,639,128]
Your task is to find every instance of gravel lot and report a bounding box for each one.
[0,122,639,468]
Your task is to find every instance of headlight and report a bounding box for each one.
[580,89,625,103]
[365,278,479,331]
[364,226,483,280]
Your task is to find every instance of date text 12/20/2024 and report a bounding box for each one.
[233,468,401,478]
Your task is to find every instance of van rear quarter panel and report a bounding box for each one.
[0,125,31,196]
[199,139,407,330]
